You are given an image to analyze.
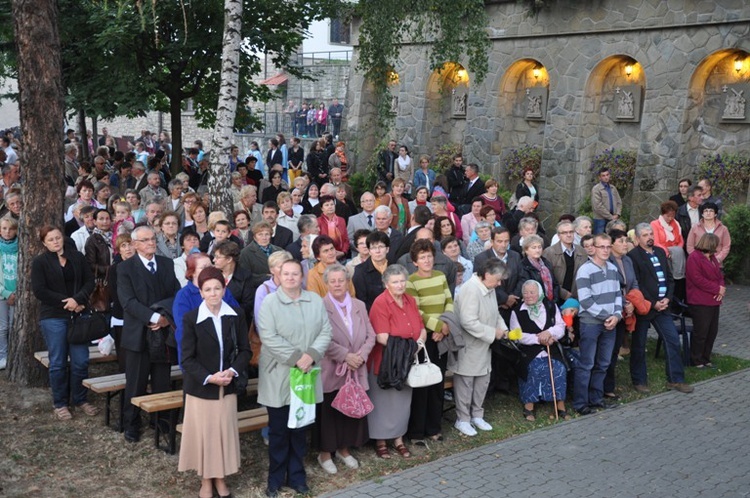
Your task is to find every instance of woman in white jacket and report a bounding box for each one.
[452,258,508,437]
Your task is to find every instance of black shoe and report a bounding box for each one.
[590,401,618,411]
[265,488,279,498]
[576,406,594,416]
[291,484,310,494]
[124,429,140,443]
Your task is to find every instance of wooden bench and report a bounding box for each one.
[176,407,268,435]
[132,377,259,454]
[83,366,183,431]
[34,346,117,368]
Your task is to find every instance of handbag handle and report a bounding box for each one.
[413,340,433,365]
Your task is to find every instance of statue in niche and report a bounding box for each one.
[391,95,398,114]
[723,87,746,119]
[453,92,467,116]
[617,90,634,119]
[527,94,542,118]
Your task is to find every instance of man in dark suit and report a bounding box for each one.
[393,205,433,261]
[262,201,294,249]
[286,215,319,261]
[627,223,693,394]
[132,161,149,193]
[457,163,486,214]
[118,226,181,442]
[675,185,703,248]
[372,205,403,264]
[473,227,522,324]
[266,138,283,170]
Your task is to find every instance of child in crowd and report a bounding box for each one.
[0,217,18,370]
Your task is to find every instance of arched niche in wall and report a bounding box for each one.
[423,62,470,155]
[681,49,750,180]
[497,58,549,187]
[577,55,645,207]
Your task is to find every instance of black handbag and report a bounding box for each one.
[68,311,109,344]
[228,319,248,393]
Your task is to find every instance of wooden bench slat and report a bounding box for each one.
[86,366,182,395]
[35,346,117,368]
[176,407,268,434]
[131,378,259,413]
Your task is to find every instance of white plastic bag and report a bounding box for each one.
[98,334,115,356]
[287,367,319,429]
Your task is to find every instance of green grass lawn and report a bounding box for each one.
[305,338,750,494]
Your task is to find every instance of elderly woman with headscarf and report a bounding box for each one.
[317,264,376,474]
[510,280,569,421]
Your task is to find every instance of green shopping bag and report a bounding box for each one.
[288,366,320,429]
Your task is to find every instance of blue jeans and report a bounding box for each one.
[573,322,616,410]
[630,312,685,385]
[40,318,90,408]
[593,218,607,235]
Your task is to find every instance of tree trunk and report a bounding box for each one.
[10,0,66,386]
[77,107,88,160]
[169,96,183,176]
[207,0,243,218]
[91,115,98,153]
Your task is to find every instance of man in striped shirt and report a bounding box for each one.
[627,223,694,394]
[574,233,623,415]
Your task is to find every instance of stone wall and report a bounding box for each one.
[345,0,750,225]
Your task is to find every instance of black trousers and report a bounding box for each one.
[122,348,171,432]
[407,335,447,439]
[690,304,720,366]
[267,405,307,491]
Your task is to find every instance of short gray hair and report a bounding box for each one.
[634,222,652,237]
[573,216,592,229]
[382,264,409,287]
[131,226,154,241]
[168,178,183,191]
[476,258,507,279]
[297,214,318,235]
[64,143,77,154]
[517,196,533,209]
[522,234,544,251]
[323,263,349,284]
[373,205,392,218]
[518,217,538,232]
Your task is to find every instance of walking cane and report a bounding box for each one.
[546,344,559,420]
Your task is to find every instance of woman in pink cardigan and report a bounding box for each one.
[686,233,725,368]
[686,202,731,266]
[317,264,375,474]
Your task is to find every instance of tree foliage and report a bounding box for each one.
[352,0,490,136]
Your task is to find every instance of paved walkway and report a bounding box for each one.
[326,285,750,498]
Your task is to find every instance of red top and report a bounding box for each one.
[481,194,507,218]
[686,250,724,307]
[367,290,423,375]
[317,214,350,255]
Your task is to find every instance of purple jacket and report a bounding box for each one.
[321,295,376,393]
[686,250,724,307]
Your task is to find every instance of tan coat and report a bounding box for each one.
[543,242,589,300]
[591,181,622,221]
[453,275,507,377]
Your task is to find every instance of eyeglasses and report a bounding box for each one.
[369,244,387,250]
[135,236,156,243]
[594,245,612,250]
[558,230,574,235]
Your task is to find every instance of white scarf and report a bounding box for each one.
[658,215,675,242]
[397,155,411,172]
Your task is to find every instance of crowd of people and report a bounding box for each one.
[0,126,733,497]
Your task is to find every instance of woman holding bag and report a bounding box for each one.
[317,264,376,474]
[257,259,332,497]
[31,226,98,420]
[405,239,453,445]
[179,267,251,498]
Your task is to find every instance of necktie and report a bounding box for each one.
[148,261,156,275]
[367,215,373,227]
